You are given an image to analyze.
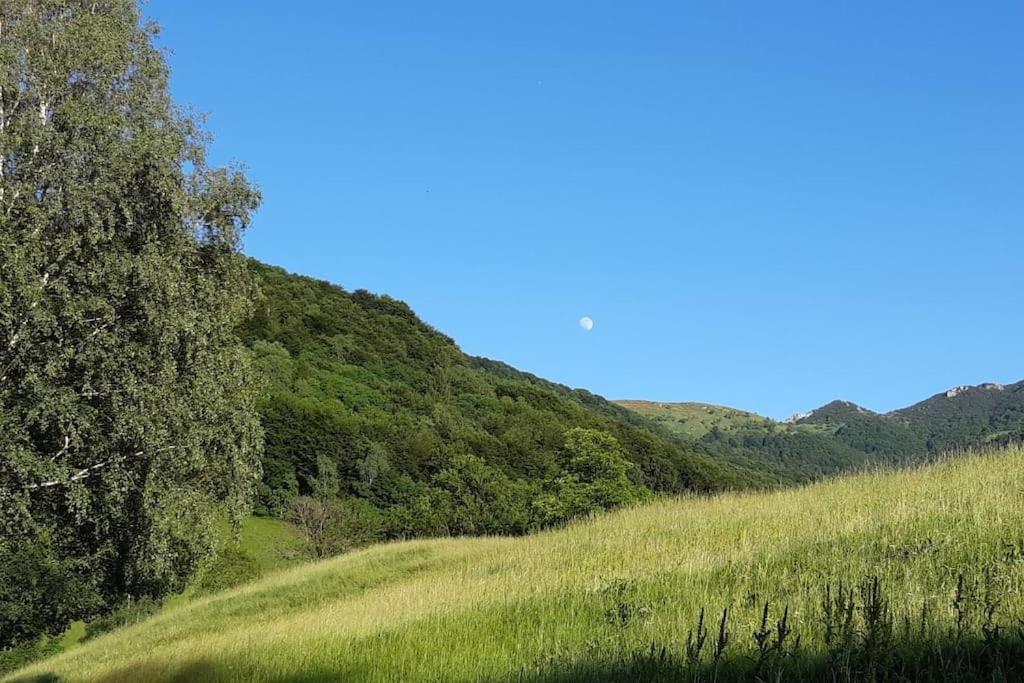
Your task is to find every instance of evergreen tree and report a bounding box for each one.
[0,0,261,646]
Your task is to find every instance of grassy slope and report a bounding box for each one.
[613,401,773,440]
[234,517,307,575]
[10,446,1024,682]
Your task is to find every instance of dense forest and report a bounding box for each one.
[891,383,1024,450]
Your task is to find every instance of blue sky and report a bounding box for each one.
[148,1,1023,420]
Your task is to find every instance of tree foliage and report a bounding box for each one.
[0,0,261,647]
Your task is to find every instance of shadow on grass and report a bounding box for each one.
[6,660,213,683]
[8,660,373,683]
[12,636,1024,683]
[502,636,1024,682]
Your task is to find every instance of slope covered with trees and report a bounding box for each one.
[239,262,777,549]
[891,382,1024,451]
[794,385,1024,457]
[241,262,1024,547]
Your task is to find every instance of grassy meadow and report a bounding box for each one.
[614,400,777,440]
[8,446,1024,682]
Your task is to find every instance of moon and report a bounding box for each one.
[579,316,594,332]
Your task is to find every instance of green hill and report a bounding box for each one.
[239,262,774,544]
[10,446,1024,682]
[793,400,925,458]
[890,382,1024,451]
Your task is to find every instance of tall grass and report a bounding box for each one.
[8,446,1024,682]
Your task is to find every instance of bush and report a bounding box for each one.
[192,546,262,596]
[0,636,63,676]
[83,598,162,642]
[286,496,348,559]
[333,497,386,547]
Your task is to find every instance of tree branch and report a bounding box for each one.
[49,433,71,462]
[25,450,142,491]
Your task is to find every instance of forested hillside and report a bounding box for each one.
[238,263,774,546]
[891,382,1024,451]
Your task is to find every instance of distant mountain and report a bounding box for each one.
[890,381,1024,451]
[619,382,1024,483]
[793,400,924,458]
[793,382,1024,453]
[618,401,876,482]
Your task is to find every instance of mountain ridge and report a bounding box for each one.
[618,380,1024,482]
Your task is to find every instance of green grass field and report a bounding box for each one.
[163,515,309,606]
[233,516,308,574]
[8,447,1024,682]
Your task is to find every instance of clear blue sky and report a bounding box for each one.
[148,1,1023,420]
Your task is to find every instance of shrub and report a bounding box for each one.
[83,598,162,642]
[192,546,262,596]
